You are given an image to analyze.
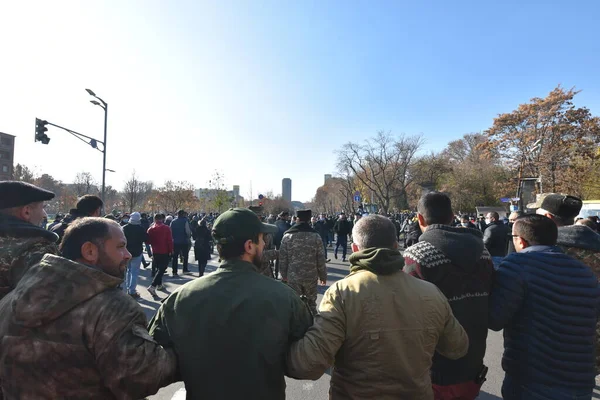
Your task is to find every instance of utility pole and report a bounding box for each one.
[86,89,108,208]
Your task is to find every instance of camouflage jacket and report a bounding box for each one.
[259,233,278,277]
[279,223,327,283]
[0,254,178,399]
[558,225,600,374]
[0,214,58,302]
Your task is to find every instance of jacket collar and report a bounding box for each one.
[0,213,58,243]
[219,259,257,273]
[520,245,563,254]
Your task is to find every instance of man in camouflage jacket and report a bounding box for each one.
[0,218,178,399]
[0,181,58,302]
[280,210,327,315]
[259,232,278,277]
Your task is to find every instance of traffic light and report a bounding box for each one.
[35,118,50,144]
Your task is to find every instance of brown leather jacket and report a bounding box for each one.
[0,254,178,399]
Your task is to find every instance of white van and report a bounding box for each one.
[577,200,600,219]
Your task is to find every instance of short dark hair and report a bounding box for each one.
[352,215,397,249]
[488,212,500,220]
[76,195,103,216]
[177,209,186,217]
[155,213,165,221]
[577,218,597,231]
[417,192,453,225]
[217,233,259,260]
[513,214,558,246]
[60,217,115,260]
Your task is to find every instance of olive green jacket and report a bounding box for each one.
[149,259,313,400]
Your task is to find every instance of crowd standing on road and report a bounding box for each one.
[1,179,600,399]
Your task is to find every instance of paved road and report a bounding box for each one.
[137,248,511,400]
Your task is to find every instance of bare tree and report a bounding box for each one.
[12,164,36,183]
[122,171,153,213]
[73,172,98,197]
[337,131,423,213]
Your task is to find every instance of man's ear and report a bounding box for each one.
[417,213,427,229]
[80,241,99,263]
[351,242,359,253]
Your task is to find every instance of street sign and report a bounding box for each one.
[354,195,361,202]
[500,197,511,203]
[354,191,360,196]
[258,194,264,200]
[510,205,518,212]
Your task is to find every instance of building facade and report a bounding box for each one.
[282,178,292,202]
[0,132,15,180]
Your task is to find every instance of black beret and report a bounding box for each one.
[0,181,55,209]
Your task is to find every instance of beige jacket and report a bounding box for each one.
[287,269,468,400]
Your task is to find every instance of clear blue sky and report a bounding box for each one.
[1,0,599,201]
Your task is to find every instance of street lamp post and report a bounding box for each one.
[86,89,108,206]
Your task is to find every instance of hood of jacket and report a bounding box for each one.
[419,224,485,272]
[0,213,58,243]
[557,225,600,252]
[349,247,404,275]
[11,254,122,328]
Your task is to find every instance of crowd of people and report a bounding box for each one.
[1,179,600,399]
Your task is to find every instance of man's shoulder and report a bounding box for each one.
[403,241,449,266]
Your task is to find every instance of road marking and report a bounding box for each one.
[171,388,186,400]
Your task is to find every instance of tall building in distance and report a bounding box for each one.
[282,178,292,202]
[0,132,15,180]
[324,174,332,184]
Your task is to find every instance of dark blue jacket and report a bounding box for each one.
[489,246,600,389]
[170,217,191,245]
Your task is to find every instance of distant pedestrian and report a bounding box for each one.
[193,218,212,277]
[51,195,103,243]
[122,212,148,298]
[333,213,352,261]
[170,209,192,275]
[279,209,327,315]
[147,214,174,297]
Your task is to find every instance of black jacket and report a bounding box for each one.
[274,219,291,248]
[483,221,509,257]
[123,223,148,257]
[403,225,495,385]
[333,220,352,237]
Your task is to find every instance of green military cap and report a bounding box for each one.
[212,208,278,244]
[0,181,55,209]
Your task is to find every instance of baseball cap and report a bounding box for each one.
[212,208,278,244]
[532,193,582,219]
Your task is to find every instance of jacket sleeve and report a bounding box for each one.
[279,236,290,280]
[316,235,327,281]
[488,257,525,331]
[435,294,469,360]
[483,225,493,247]
[93,295,178,399]
[167,227,174,254]
[286,285,345,380]
[185,221,192,238]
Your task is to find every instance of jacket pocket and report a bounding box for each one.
[1,336,105,398]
